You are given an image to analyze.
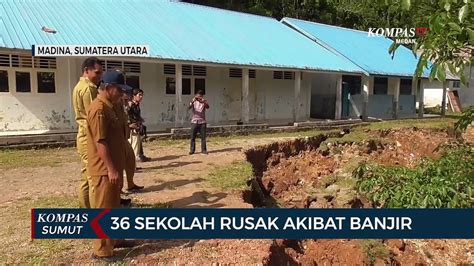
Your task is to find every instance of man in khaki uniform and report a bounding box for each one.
[72,57,103,208]
[115,93,144,192]
[87,70,132,258]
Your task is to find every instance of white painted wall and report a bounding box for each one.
[141,65,310,130]
[423,80,445,107]
[423,68,474,109]
[0,57,76,132]
[387,77,399,95]
[0,58,313,133]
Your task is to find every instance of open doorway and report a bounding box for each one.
[342,75,361,118]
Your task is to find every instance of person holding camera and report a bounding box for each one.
[127,88,150,162]
[188,90,209,155]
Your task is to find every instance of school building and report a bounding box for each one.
[0,0,462,135]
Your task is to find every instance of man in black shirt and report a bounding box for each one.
[127,88,150,162]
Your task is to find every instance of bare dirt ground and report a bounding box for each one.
[250,127,473,265]
[0,118,473,265]
[0,135,289,264]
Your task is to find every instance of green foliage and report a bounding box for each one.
[391,0,473,86]
[354,146,474,208]
[184,0,418,29]
[455,106,474,131]
[361,240,390,265]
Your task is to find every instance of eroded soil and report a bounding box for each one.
[244,127,473,265]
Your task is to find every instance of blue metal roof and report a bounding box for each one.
[282,17,428,77]
[0,0,365,73]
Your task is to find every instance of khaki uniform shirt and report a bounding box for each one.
[86,94,127,177]
[72,77,98,152]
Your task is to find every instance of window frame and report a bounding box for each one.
[0,53,58,94]
[373,77,388,95]
[36,70,56,93]
[0,67,10,93]
[125,74,141,90]
[165,75,203,96]
[399,78,413,95]
[15,70,32,93]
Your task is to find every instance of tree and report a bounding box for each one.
[388,0,472,129]
[389,0,473,85]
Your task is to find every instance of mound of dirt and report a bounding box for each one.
[245,127,472,265]
[368,128,451,167]
[261,151,337,208]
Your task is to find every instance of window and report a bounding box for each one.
[0,54,57,93]
[229,68,256,78]
[166,77,176,94]
[34,57,56,69]
[229,68,242,78]
[453,81,461,88]
[284,71,294,80]
[183,78,191,95]
[100,60,141,73]
[126,75,140,90]
[182,65,192,76]
[164,64,176,75]
[193,66,206,76]
[165,77,192,95]
[0,54,10,67]
[0,70,8,92]
[16,72,31,92]
[249,69,256,79]
[195,78,205,94]
[400,79,412,95]
[373,77,388,94]
[273,71,283,79]
[11,55,32,68]
[105,60,122,71]
[342,75,361,95]
[37,72,55,93]
[123,62,140,74]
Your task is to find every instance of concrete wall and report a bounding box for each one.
[349,94,363,118]
[0,57,79,132]
[399,95,416,115]
[141,65,311,131]
[423,80,445,107]
[422,67,474,109]
[456,87,474,108]
[310,73,338,119]
[0,57,311,133]
[349,94,395,119]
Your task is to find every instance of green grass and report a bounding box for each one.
[0,147,76,169]
[319,117,456,150]
[0,195,84,265]
[361,240,390,265]
[0,117,456,170]
[207,128,342,144]
[205,160,253,190]
[361,117,456,130]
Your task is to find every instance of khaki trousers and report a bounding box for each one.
[91,174,122,257]
[128,131,142,160]
[124,142,136,189]
[77,128,93,208]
